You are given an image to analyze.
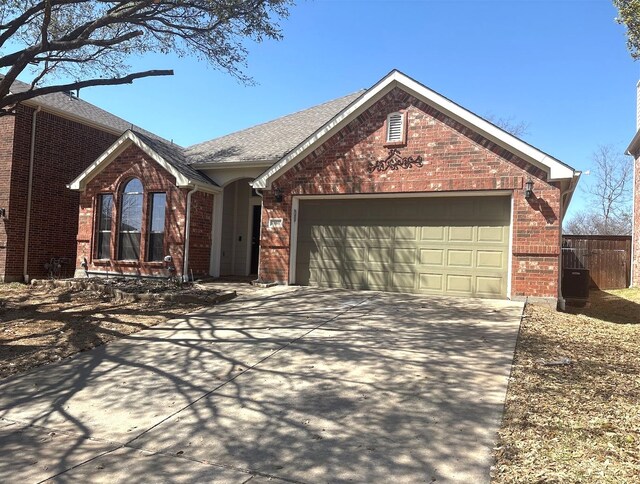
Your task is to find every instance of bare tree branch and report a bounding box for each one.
[1,69,173,113]
[0,0,292,112]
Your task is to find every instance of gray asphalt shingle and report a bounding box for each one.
[184,91,365,165]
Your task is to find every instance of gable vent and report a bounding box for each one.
[386,112,404,143]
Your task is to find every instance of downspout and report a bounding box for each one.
[182,186,198,282]
[557,173,581,310]
[23,106,42,283]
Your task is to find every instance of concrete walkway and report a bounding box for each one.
[0,287,523,483]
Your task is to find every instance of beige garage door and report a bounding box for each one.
[295,196,510,298]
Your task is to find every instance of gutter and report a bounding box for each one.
[23,106,42,282]
[182,186,198,282]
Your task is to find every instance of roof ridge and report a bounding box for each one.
[186,90,365,150]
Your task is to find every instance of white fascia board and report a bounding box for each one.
[252,70,576,189]
[68,134,133,190]
[68,130,220,193]
[626,129,640,156]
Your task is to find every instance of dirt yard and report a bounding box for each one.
[493,288,640,483]
[0,282,214,380]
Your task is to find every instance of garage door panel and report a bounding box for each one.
[448,226,474,242]
[478,226,507,243]
[447,249,473,267]
[446,274,473,294]
[477,250,505,269]
[419,249,445,266]
[476,276,503,297]
[393,248,416,264]
[419,273,444,291]
[296,197,510,298]
[420,226,445,241]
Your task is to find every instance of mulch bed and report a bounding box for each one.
[492,288,640,483]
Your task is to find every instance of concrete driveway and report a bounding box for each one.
[0,287,523,483]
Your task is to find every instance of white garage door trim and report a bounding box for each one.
[289,191,514,299]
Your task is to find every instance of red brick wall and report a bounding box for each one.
[1,104,116,281]
[633,155,640,287]
[188,190,214,277]
[0,114,16,280]
[77,144,213,279]
[258,87,563,299]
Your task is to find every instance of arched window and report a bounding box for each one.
[118,178,143,260]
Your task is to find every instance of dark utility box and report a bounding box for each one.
[562,268,590,299]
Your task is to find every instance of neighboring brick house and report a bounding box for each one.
[0,79,167,282]
[70,70,581,303]
[626,82,640,287]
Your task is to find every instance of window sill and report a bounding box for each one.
[93,259,111,266]
[115,260,140,266]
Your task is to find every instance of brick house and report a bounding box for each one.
[626,81,640,288]
[70,70,581,303]
[0,78,164,282]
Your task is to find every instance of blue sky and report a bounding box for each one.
[36,0,640,219]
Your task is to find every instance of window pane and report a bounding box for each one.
[123,178,143,194]
[147,193,166,261]
[118,232,140,260]
[150,193,166,233]
[99,195,113,231]
[96,194,112,259]
[148,233,164,262]
[97,232,110,259]
[120,192,143,231]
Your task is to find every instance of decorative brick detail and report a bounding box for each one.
[0,105,117,281]
[258,87,563,298]
[77,144,212,279]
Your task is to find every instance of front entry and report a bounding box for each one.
[250,204,261,275]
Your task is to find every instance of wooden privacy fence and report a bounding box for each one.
[562,235,632,290]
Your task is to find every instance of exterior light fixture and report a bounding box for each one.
[524,178,534,200]
[0,208,5,218]
[273,187,284,203]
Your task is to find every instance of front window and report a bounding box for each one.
[96,194,113,259]
[118,178,143,260]
[147,193,166,261]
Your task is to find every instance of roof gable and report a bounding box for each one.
[68,130,219,193]
[252,70,577,189]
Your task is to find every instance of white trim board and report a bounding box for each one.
[253,70,576,190]
[68,130,220,194]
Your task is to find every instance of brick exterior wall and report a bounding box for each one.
[0,114,16,280]
[633,155,640,287]
[258,87,563,299]
[0,104,117,281]
[76,144,213,279]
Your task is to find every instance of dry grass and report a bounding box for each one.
[0,283,207,380]
[493,288,640,483]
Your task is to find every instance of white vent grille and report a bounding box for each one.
[387,112,404,143]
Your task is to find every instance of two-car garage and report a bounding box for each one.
[293,196,511,299]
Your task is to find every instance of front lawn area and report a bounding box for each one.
[0,282,210,380]
[493,288,640,483]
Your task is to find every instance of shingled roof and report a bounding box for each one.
[8,78,159,139]
[185,91,365,165]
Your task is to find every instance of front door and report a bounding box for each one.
[250,205,261,275]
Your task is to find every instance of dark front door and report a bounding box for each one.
[250,205,261,275]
